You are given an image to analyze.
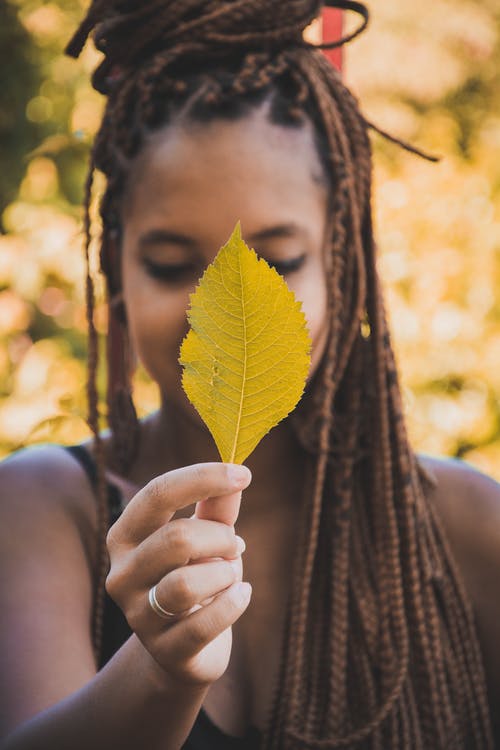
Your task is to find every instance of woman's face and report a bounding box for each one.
[121,103,330,419]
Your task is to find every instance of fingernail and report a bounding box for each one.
[232,581,252,605]
[235,535,246,554]
[227,464,251,487]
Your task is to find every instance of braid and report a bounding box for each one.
[69,1,493,746]
[81,159,109,660]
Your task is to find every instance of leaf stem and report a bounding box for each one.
[230,249,247,463]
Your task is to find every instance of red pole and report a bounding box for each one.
[321,8,343,72]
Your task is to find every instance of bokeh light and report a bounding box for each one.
[1,0,499,481]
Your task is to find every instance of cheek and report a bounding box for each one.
[306,292,329,378]
[290,268,329,379]
[123,278,190,380]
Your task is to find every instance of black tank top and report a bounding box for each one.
[65,445,261,750]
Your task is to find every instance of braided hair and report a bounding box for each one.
[66,2,494,747]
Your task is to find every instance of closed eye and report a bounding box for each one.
[143,254,306,283]
[265,254,306,276]
[143,259,199,284]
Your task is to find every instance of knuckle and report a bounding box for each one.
[106,523,119,551]
[105,567,122,600]
[104,571,115,598]
[170,570,195,609]
[146,474,170,508]
[105,558,133,605]
[165,519,191,558]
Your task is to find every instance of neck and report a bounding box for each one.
[134,399,306,522]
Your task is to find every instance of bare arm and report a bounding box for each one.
[0,447,251,749]
[3,636,208,750]
[422,455,500,745]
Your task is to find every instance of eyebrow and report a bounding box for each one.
[138,229,197,250]
[248,223,306,243]
[138,223,306,250]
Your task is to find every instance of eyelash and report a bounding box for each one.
[143,254,306,283]
[267,255,306,275]
[143,260,199,284]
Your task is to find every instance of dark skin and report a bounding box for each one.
[1,105,499,747]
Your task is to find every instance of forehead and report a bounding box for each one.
[122,106,329,239]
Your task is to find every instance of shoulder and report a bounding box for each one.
[0,444,99,569]
[417,453,500,573]
[0,447,104,731]
[417,454,500,737]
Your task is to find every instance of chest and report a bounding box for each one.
[203,500,299,735]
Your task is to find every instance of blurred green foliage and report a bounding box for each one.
[0,1,42,221]
[1,0,500,479]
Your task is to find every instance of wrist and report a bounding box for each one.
[130,635,210,700]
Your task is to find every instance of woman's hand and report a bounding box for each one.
[105,462,252,687]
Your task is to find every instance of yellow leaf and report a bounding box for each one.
[179,223,311,464]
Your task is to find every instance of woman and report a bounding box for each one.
[1,1,499,748]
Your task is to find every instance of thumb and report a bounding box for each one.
[194,464,251,527]
[195,489,243,528]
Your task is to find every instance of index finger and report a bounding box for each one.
[114,463,251,543]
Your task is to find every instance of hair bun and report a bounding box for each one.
[66,0,325,91]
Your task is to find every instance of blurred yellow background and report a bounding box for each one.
[1,0,499,479]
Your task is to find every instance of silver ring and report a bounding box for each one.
[148,584,177,620]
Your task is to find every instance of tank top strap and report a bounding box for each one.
[64,444,123,526]
[64,444,132,667]
[65,443,98,485]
